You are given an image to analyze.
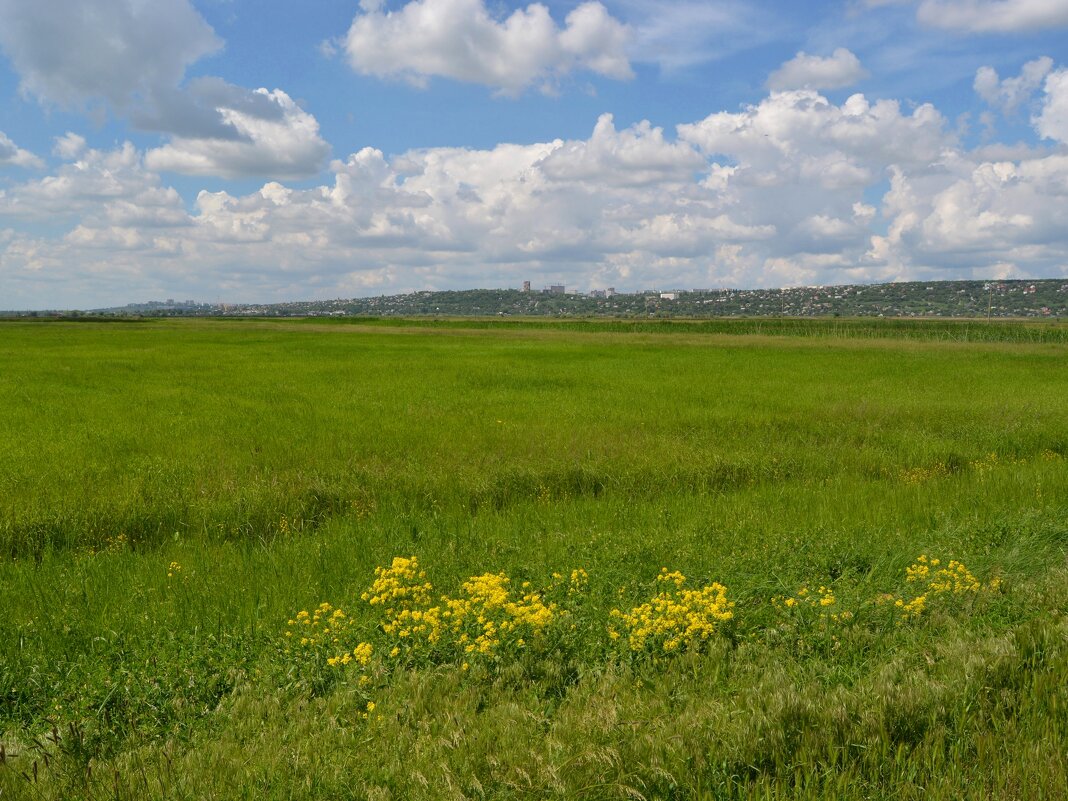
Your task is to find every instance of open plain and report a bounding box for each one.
[1,317,1067,799]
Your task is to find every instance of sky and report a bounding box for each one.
[1,0,1068,309]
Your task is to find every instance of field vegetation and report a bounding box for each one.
[1,317,1066,799]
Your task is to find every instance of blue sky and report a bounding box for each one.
[1,0,1068,309]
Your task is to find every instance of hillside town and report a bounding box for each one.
[7,278,1064,320]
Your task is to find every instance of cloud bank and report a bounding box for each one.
[4,69,1068,308]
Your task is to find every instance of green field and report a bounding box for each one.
[1,318,1067,799]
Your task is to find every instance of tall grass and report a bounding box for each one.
[291,315,1068,344]
[1,318,1066,799]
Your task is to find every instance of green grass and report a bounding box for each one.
[1,318,1066,799]
[287,313,1068,343]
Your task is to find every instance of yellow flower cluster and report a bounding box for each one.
[968,451,1026,478]
[897,451,1042,485]
[609,568,734,653]
[929,560,981,595]
[327,641,373,668]
[361,556,434,612]
[905,556,933,582]
[568,568,589,595]
[772,584,843,614]
[896,594,926,619]
[357,557,451,654]
[770,584,852,655]
[283,552,1002,686]
[890,555,984,621]
[906,555,981,594]
[84,532,128,557]
[286,601,355,649]
[385,605,445,644]
[285,602,381,677]
[899,463,950,485]
[971,452,1000,477]
[167,561,182,578]
[293,558,559,669]
[443,572,557,655]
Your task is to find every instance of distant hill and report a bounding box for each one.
[6,278,1068,319]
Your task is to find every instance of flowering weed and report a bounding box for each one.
[608,568,734,655]
[771,584,854,655]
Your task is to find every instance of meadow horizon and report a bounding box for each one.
[1,317,1066,798]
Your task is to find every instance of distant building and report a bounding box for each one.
[549,284,566,295]
[606,287,616,297]
[660,292,678,300]
[521,281,531,292]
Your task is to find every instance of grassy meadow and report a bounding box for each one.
[1,317,1067,799]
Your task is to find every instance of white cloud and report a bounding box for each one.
[678,90,950,178]
[342,0,632,95]
[767,48,869,91]
[144,88,330,179]
[6,79,1068,308]
[869,152,1068,277]
[0,0,220,110]
[0,132,43,168]
[916,0,1068,33]
[1034,69,1068,144]
[974,56,1052,114]
[0,142,181,222]
[0,0,327,180]
[559,2,633,80]
[537,114,704,186]
[52,133,88,160]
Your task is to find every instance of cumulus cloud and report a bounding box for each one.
[767,49,869,91]
[145,87,330,179]
[5,79,1068,308]
[0,142,179,222]
[0,0,220,110]
[342,0,632,94]
[0,0,327,179]
[916,0,1068,33]
[538,114,705,185]
[675,90,961,279]
[1034,69,1068,143]
[869,151,1068,279]
[0,132,43,168]
[52,133,88,160]
[678,91,950,180]
[974,56,1053,114]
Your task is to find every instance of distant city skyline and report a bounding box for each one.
[6,278,1064,324]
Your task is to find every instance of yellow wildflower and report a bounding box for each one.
[353,642,373,666]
